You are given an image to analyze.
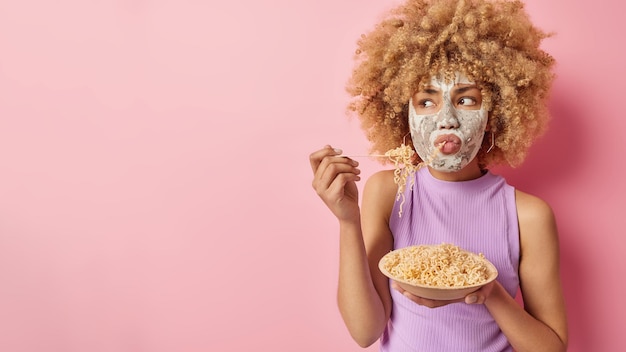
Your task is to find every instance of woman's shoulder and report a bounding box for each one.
[364,169,397,195]
[366,168,396,182]
[362,169,398,217]
[515,189,558,248]
[514,189,555,223]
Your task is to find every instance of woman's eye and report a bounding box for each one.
[420,100,435,108]
[458,97,477,106]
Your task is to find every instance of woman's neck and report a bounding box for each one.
[426,160,484,182]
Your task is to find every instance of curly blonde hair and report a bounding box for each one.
[346,0,555,168]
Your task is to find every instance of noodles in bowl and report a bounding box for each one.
[378,243,498,300]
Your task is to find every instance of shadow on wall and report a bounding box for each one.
[558,228,590,351]
[493,84,591,351]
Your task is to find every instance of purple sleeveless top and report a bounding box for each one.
[381,168,519,352]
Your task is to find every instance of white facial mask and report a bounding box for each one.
[408,73,488,172]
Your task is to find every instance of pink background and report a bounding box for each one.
[0,0,624,351]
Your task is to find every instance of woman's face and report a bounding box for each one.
[409,73,488,172]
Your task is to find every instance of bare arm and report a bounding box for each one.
[310,146,396,347]
[338,170,396,346]
[478,190,568,351]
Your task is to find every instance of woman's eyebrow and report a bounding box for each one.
[453,85,479,94]
[422,87,439,95]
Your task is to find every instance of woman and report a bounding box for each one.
[309,0,568,350]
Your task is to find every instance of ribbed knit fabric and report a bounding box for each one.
[380,167,519,352]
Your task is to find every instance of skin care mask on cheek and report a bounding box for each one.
[408,75,488,172]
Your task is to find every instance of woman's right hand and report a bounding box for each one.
[309,145,361,222]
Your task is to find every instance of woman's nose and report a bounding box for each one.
[436,102,460,129]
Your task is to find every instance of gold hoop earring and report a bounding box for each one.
[486,131,495,154]
[402,131,411,145]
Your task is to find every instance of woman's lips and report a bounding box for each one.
[434,134,462,154]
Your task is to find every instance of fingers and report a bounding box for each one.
[465,293,484,304]
[464,281,496,305]
[309,145,362,220]
[309,145,340,173]
[391,279,491,306]
[310,145,360,193]
[315,157,360,192]
[391,281,463,308]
